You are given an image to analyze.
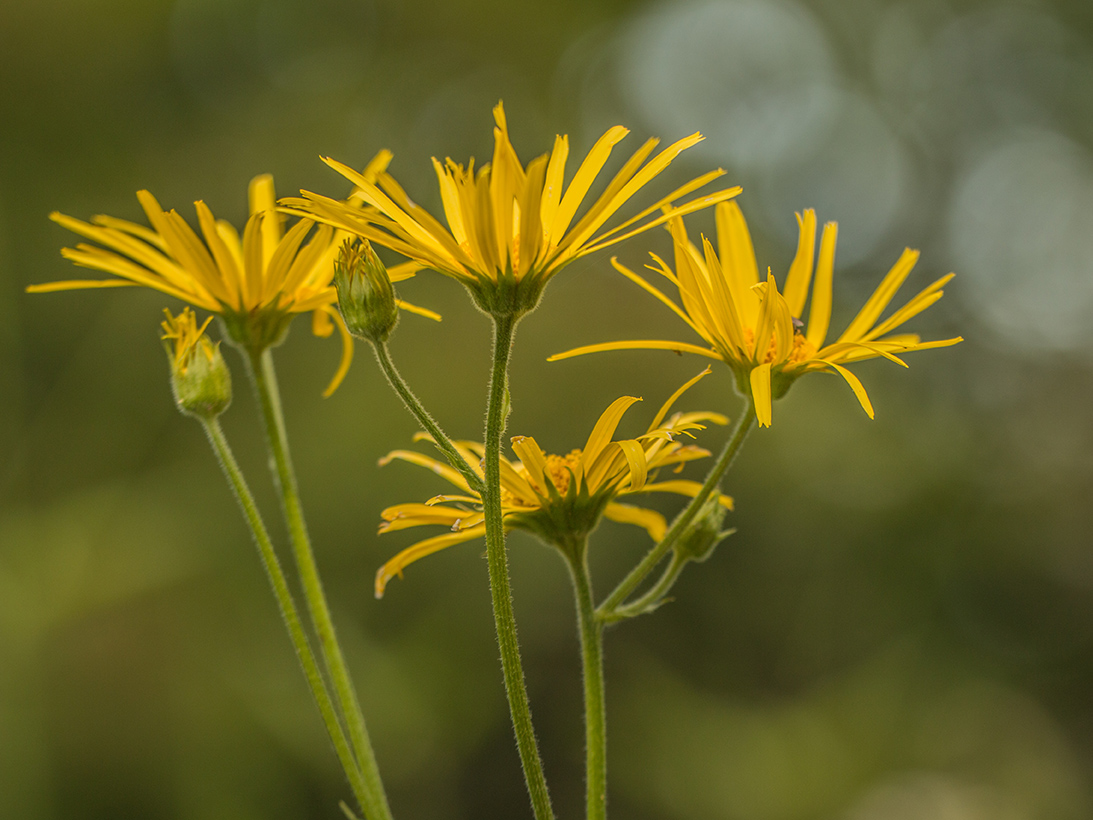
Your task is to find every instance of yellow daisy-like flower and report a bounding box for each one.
[29,165,436,395]
[374,369,732,598]
[284,102,741,316]
[550,202,963,427]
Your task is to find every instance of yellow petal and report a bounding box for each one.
[498,456,540,503]
[375,525,487,598]
[716,200,760,323]
[837,247,919,344]
[611,257,704,338]
[579,187,742,258]
[249,174,282,264]
[863,273,955,342]
[647,367,712,432]
[26,278,140,293]
[547,339,724,362]
[616,439,648,491]
[638,480,733,509]
[582,395,642,468]
[566,132,707,255]
[588,169,727,246]
[750,362,773,427]
[318,306,354,397]
[510,436,552,495]
[379,449,472,492]
[396,299,442,321]
[782,209,816,318]
[604,502,667,541]
[821,361,874,418]
[805,221,838,349]
[547,125,630,246]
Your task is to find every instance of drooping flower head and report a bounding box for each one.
[30,167,436,394]
[374,369,731,597]
[285,102,742,317]
[550,202,963,426]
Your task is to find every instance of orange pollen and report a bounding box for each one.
[788,333,817,363]
[544,450,582,495]
[742,326,816,364]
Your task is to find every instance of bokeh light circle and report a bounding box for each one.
[618,0,838,172]
[949,127,1093,352]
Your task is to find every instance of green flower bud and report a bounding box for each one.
[674,492,734,564]
[334,239,398,343]
[161,308,232,419]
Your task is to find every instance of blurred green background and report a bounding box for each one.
[3,0,1093,817]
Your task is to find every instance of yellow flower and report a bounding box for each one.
[374,369,732,597]
[284,102,741,316]
[29,166,436,395]
[550,202,963,427]
[161,306,217,374]
[160,307,232,419]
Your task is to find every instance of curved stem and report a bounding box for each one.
[372,340,485,495]
[483,313,555,820]
[601,550,688,625]
[201,418,372,814]
[565,545,607,820]
[598,396,755,620]
[247,349,392,820]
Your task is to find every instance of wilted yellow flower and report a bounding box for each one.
[30,168,435,394]
[550,203,963,427]
[374,369,732,597]
[285,102,741,315]
[160,307,231,419]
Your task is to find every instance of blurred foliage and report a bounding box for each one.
[2,0,1093,818]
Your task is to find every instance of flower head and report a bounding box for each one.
[285,102,741,316]
[550,202,963,426]
[30,168,435,394]
[334,238,399,343]
[374,369,731,597]
[161,307,231,419]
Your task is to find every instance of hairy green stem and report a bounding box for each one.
[565,545,607,820]
[372,340,485,495]
[601,551,689,625]
[247,349,392,820]
[483,313,555,820]
[598,396,755,619]
[200,418,372,813]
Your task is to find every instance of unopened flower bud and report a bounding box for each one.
[161,308,232,419]
[334,239,398,343]
[674,492,734,564]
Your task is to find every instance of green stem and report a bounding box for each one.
[372,340,486,495]
[601,551,688,625]
[483,313,555,820]
[565,544,606,820]
[200,418,372,814]
[247,349,392,820]
[598,396,755,620]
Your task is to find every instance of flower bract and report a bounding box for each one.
[550,202,963,426]
[284,102,741,316]
[374,369,732,597]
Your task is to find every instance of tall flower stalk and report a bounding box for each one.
[245,346,392,820]
[32,178,408,819]
[300,103,739,817]
[372,371,731,818]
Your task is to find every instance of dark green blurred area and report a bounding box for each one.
[3,0,1093,817]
